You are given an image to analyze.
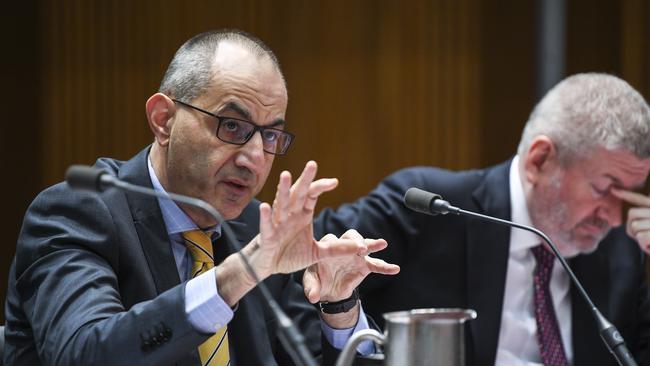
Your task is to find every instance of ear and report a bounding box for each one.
[146,93,176,146]
[522,135,558,185]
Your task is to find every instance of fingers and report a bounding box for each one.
[272,161,337,216]
[612,188,650,207]
[610,189,650,254]
[339,229,390,255]
[365,257,401,275]
[304,178,339,211]
[290,161,318,206]
[364,238,388,254]
[636,233,650,255]
[259,202,273,241]
[627,207,650,223]
[319,233,339,242]
[315,238,365,260]
[271,171,292,225]
[340,229,363,240]
[627,206,650,253]
[628,212,650,234]
[329,230,390,258]
[340,229,370,256]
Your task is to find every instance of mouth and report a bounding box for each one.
[578,221,609,237]
[221,178,251,195]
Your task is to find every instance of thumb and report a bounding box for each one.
[303,266,322,304]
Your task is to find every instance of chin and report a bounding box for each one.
[217,201,247,221]
[211,193,251,220]
[561,239,600,257]
[217,206,244,221]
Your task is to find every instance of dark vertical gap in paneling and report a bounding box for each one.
[646,0,650,99]
[430,1,443,169]
[479,0,535,167]
[59,2,73,181]
[441,0,454,168]
[0,0,42,323]
[621,0,649,96]
[85,1,98,163]
[94,0,109,164]
[566,0,621,75]
[414,0,427,166]
[458,0,481,169]
[109,0,121,158]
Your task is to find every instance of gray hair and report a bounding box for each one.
[159,29,285,103]
[517,73,650,163]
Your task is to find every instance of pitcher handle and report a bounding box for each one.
[335,329,385,366]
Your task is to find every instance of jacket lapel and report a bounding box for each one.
[466,160,512,366]
[569,247,611,365]
[114,148,201,365]
[118,147,181,295]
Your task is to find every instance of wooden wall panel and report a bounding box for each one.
[4,0,648,323]
[37,0,482,209]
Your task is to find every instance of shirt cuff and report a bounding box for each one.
[320,304,376,355]
[184,268,233,333]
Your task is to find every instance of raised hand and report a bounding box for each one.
[303,229,400,304]
[247,161,365,279]
[612,188,650,254]
[302,229,399,328]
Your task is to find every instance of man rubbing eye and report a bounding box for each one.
[315,73,650,366]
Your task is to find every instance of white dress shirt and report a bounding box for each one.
[494,156,573,365]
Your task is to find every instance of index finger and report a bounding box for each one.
[290,161,318,204]
[611,188,650,207]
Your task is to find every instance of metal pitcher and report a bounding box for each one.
[336,308,477,366]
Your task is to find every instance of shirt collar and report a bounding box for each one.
[147,156,221,237]
[509,155,540,252]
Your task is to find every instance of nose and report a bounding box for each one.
[234,131,266,171]
[596,193,623,227]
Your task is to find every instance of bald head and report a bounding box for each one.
[159,30,286,103]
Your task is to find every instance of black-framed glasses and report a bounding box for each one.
[172,99,295,155]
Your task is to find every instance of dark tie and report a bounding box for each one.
[531,245,568,366]
[183,230,230,366]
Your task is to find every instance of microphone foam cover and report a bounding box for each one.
[404,187,442,215]
[65,165,106,191]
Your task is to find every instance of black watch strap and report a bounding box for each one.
[317,289,360,314]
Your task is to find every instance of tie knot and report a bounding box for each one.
[182,230,214,264]
[531,245,554,266]
[531,244,555,282]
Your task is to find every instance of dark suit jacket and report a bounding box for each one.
[4,147,332,366]
[315,160,650,366]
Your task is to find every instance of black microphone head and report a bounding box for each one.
[404,187,443,216]
[65,165,110,192]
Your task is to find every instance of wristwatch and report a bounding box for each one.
[317,289,360,314]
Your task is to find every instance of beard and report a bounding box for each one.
[527,171,610,258]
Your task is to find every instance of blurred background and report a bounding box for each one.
[1,0,649,323]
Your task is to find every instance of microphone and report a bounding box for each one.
[66,165,318,366]
[404,187,638,366]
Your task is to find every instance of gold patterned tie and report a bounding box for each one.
[182,230,230,366]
